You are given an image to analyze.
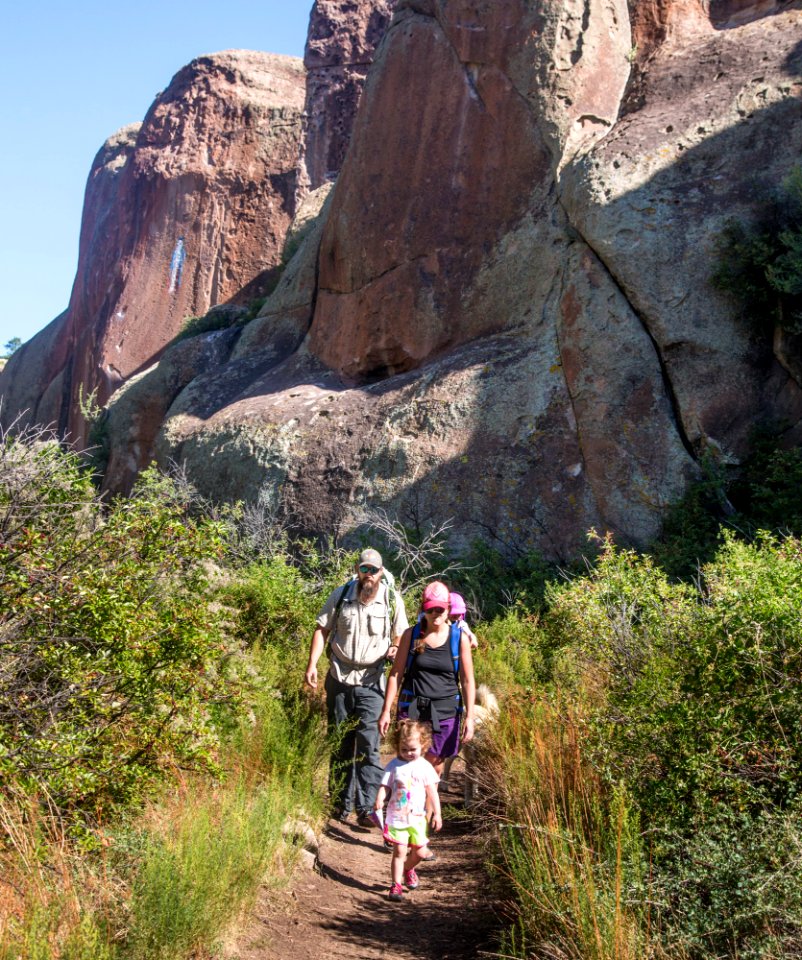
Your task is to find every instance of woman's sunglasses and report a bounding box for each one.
[423,607,447,617]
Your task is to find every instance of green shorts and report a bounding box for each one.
[383,816,429,849]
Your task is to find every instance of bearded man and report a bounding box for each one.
[305,548,408,826]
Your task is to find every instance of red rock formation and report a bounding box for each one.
[309,0,553,381]
[300,0,394,192]
[0,51,305,444]
[8,0,802,561]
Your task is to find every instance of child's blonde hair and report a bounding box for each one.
[394,719,432,753]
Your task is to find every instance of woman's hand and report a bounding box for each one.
[378,709,392,737]
[462,715,475,744]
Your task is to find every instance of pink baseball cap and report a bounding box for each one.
[449,592,467,617]
[421,581,450,610]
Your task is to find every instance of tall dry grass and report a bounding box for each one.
[0,645,328,960]
[482,696,671,960]
[0,791,118,959]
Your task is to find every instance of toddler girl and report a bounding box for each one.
[449,591,478,650]
[374,719,442,901]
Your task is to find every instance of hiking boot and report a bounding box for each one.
[356,812,376,829]
[404,868,419,889]
[388,882,404,901]
[332,807,351,823]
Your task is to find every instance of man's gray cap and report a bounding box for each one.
[357,548,383,568]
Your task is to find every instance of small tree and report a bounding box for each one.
[2,337,21,358]
[713,166,802,332]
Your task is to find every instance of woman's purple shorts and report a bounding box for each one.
[427,716,460,761]
[398,710,461,760]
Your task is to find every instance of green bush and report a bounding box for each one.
[473,607,546,694]
[225,555,319,650]
[455,539,557,620]
[653,428,802,580]
[713,165,802,332]
[125,778,298,960]
[0,432,239,816]
[468,533,802,956]
[173,306,247,344]
[654,804,802,959]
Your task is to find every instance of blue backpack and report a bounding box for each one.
[399,620,463,716]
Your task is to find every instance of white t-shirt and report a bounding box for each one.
[381,756,439,826]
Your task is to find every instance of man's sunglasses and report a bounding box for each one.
[358,564,380,575]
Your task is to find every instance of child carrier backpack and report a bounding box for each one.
[399,620,463,716]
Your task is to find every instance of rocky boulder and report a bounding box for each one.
[142,1,802,559]
[10,1,802,562]
[299,0,395,192]
[0,51,305,446]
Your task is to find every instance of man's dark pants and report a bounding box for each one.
[324,672,384,816]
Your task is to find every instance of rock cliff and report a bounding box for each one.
[299,0,395,192]
[1,51,305,445]
[4,0,802,561]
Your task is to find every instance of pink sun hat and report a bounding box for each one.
[449,592,467,618]
[421,581,450,610]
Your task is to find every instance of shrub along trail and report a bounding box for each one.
[228,776,498,960]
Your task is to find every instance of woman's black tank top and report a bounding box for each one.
[406,637,459,718]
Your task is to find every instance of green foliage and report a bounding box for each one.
[0,431,239,816]
[653,429,802,580]
[456,539,557,620]
[488,698,652,960]
[2,337,22,358]
[547,534,802,820]
[654,804,802,959]
[736,436,802,534]
[713,165,802,331]
[516,532,802,957]
[281,216,318,268]
[124,779,295,960]
[473,608,546,694]
[173,306,246,344]
[244,296,267,320]
[225,555,319,650]
[651,455,732,580]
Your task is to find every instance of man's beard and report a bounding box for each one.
[358,577,379,601]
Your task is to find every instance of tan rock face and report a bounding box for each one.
[300,0,394,191]
[102,1,802,561]
[560,7,802,458]
[0,51,305,445]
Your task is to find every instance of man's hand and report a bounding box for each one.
[305,627,327,690]
[386,643,398,662]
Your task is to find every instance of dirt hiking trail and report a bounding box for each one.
[229,770,500,960]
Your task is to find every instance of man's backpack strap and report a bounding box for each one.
[326,580,352,652]
[332,580,351,624]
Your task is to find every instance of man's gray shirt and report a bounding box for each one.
[317,580,409,686]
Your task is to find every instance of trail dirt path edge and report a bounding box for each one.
[228,779,500,960]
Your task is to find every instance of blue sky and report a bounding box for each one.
[0,1,312,351]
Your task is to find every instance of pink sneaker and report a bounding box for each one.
[404,868,419,889]
[388,882,404,901]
